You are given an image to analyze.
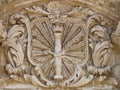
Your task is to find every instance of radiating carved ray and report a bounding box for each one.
[62,22,76,46]
[65,41,85,52]
[35,21,54,49]
[35,22,51,45]
[45,61,54,77]
[48,65,55,79]
[45,20,55,44]
[34,57,44,62]
[63,58,75,75]
[63,29,84,49]
[33,54,45,60]
[65,27,82,46]
[64,28,83,48]
[34,55,53,63]
[32,39,50,50]
[42,22,54,48]
[45,63,53,76]
[64,56,82,64]
[32,27,51,48]
[65,52,85,58]
[32,50,52,60]
[62,21,72,44]
[32,51,45,57]
[44,60,52,73]
[62,59,73,75]
[43,59,54,78]
[32,47,45,51]
[69,28,82,41]
[62,20,82,47]
[62,64,69,78]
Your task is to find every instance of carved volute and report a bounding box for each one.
[0,0,120,90]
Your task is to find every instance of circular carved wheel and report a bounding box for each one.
[30,17,88,80]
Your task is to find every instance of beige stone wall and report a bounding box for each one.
[0,0,120,90]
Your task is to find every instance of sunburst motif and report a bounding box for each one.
[31,17,86,80]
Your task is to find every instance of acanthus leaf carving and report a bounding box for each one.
[0,14,29,76]
[87,24,113,82]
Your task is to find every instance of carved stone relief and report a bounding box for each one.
[0,0,120,90]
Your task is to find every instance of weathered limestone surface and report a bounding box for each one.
[0,0,120,90]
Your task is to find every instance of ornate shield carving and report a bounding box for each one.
[30,16,88,80]
[23,2,95,87]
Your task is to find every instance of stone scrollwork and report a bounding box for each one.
[88,25,112,81]
[0,1,119,90]
[86,14,114,81]
[1,14,29,75]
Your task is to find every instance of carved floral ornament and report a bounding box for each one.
[0,1,119,89]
